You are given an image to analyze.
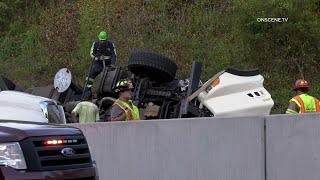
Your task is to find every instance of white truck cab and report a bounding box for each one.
[197,68,274,117]
[0,91,66,124]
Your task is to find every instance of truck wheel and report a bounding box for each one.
[128,51,177,82]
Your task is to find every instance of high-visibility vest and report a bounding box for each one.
[288,94,320,113]
[112,99,140,120]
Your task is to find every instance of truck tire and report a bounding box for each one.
[128,51,177,82]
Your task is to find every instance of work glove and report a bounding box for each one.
[94,54,104,60]
[108,64,116,68]
[99,55,105,60]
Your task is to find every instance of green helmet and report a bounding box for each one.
[113,79,134,93]
[98,31,108,41]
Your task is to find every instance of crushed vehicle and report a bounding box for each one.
[1,51,274,122]
[58,51,274,122]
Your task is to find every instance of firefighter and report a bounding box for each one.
[110,79,140,121]
[286,79,320,114]
[85,31,117,91]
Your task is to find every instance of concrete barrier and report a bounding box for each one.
[266,113,320,180]
[72,116,265,180]
[72,113,320,180]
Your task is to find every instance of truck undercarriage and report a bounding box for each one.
[0,51,274,123]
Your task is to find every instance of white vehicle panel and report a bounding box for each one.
[199,72,274,117]
[0,106,47,122]
[0,91,65,123]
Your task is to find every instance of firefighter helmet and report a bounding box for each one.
[114,79,134,93]
[294,79,310,90]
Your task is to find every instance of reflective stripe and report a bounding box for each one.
[290,99,301,109]
[293,96,305,113]
[112,100,140,120]
[286,109,298,114]
[290,94,320,113]
[86,77,94,82]
[315,98,320,112]
[93,56,111,61]
[90,43,95,58]
[104,56,111,60]
[85,77,94,88]
[113,101,132,120]
[116,80,128,87]
[114,44,117,56]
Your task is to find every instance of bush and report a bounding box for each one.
[1,0,320,114]
[233,0,320,113]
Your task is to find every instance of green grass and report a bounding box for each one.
[1,0,320,114]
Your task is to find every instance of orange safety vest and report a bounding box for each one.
[112,100,140,120]
[292,95,320,113]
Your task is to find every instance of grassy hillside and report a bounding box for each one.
[1,0,320,114]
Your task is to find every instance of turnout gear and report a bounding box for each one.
[85,77,95,89]
[90,41,116,63]
[294,79,310,90]
[85,31,117,89]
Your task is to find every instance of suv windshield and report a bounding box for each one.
[40,101,66,124]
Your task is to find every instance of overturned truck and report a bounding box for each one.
[2,51,274,123]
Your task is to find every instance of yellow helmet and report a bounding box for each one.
[113,79,134,93]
